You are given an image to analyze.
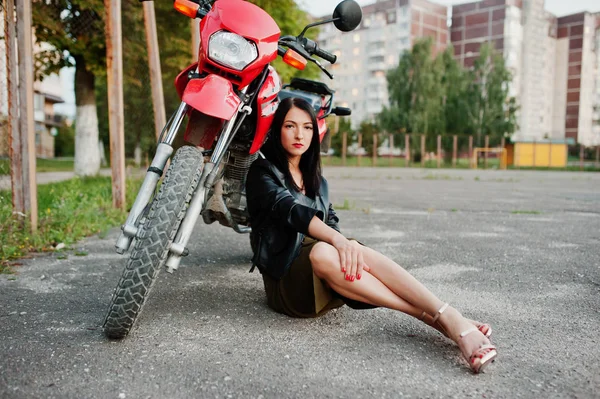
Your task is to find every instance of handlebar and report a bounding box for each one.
[313,46,336,64]
[278,35,336,78]
[299,37,337,64]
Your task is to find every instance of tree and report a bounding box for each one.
[330,117,352,156]
[438,45,469,135]
[437,45,469,160]
[380,38,445,136]
[54,121,76,157]
[33,0,105,176]
[465,42,518,146]
[379,38,445,159]
[358,120,378,156]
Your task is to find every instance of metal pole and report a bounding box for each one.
[484,135,489,169]
[452,135,457,168]
[143,2,166,140]
[105,0,126,209]
[342,131,347,166]
[596,145,599,169]
[357,133,362,167]
[579,145,584,171]
[468,135,473,161]
[372,134,377,166]
[389,134,393,166]
[16,0,38,232]
[437,135,441,168]
[405,133,410,167]
[420,134,425,167]
[5,0,24,217]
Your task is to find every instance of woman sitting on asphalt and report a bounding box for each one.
[246,97,497,373]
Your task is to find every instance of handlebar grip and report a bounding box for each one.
[314,47,337,64]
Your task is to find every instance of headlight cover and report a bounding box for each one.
[208,31,258,71]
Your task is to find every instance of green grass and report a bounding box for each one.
[334,198,355,210]
[0,158,76,175]
[0,176,142,273]
[511,210,541,215]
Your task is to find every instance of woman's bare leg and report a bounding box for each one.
[310,242,492,358]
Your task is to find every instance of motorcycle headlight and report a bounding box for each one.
[208,31,258,71]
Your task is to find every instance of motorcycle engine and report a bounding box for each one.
[202,142,258,228]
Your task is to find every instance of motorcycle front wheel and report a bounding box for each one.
[103,145,204,339]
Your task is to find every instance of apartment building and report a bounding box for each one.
[317,0,449,128]
[451,0,600,146]
[0,15,66,158]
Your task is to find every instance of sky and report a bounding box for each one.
[301,0,600,18]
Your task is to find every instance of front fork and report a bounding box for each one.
[115,99,252,273]
[115,101,189,254]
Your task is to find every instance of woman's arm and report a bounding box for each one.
[307,216,369,282]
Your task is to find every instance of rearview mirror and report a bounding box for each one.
[333,0,362,32]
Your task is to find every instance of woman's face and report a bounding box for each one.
[280,106,314,162]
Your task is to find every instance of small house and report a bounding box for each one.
[505,139,574,168]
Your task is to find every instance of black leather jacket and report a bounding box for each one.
[246,158,340,280]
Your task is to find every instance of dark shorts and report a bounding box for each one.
[262,237,377,318]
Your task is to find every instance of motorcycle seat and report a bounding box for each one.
[285,78,335,96]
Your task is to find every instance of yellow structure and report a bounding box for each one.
[506,139,573,168]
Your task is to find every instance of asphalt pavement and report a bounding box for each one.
[1,167,599,398]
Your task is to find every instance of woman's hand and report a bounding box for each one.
[331,235,370,282]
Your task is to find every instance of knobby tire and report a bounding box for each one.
[103,146,204,339]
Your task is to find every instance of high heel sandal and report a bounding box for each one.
[420,310,492,338]
[458,327,498,374]
[432,303,497,374]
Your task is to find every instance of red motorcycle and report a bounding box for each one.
[104,0,362,339]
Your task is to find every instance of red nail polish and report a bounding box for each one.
[357,274,361,280]
[345,275,349,280]
[350,276,355,282]
[342,268,346,273]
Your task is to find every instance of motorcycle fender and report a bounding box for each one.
[182,75,241,120]
[184,109,224,149]
[175,63,198,99]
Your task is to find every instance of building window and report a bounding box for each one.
[353,33,361,43]
[387,10,396,24]
[353,47,360,56]
[34,94,44,111]
[352,88,359,96]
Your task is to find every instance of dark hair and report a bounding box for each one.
[261,97,322,197]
